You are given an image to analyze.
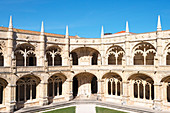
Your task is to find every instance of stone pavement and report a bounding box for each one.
[76,104,96,113]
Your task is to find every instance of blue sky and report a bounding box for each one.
[0,0,169,38]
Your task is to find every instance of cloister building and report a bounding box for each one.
[0,16,169,112]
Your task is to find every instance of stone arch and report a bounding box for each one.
[0,77,8,105]
[16,74,41,109]
[128,73,154,100]
[161,75,170,102]
[102,72,122,96]
[72,72,98,98]
[163,43,170,65]
[132,42,156,65]
[47,73,67,103]
[71,47,100,65]
[106,45,125,65]
[15,43,36,66]
[46,45,62,66]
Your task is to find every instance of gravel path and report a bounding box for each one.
[76,104,96,113]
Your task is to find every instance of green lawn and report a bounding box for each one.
[44,106,75,113]
[96,107,126,113]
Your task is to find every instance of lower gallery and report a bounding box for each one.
[0,16,169,112]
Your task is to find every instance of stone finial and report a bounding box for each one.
[65,25,69,38]
[101,26,104,38]
[41,21,44,35]
[157,15,162,31]
[8,16,13,32]
[126,21,129,33]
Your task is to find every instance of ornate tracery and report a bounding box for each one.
[16,75,40,102]
[46,46,62,66]
[48,75,66,97]
[133,43,156,65]
[103,73,122,96]
[15,43,36,66]
[107,46,125,65]
[128,74,154,101]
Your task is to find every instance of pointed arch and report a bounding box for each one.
[15,43,36,66]
[106,45,125,65]
[128,73,154,100]
[16,74,41,105]
[46,45,62,66]
[102,72,123,96]
[132,42,156,65]
[71,47,100,65]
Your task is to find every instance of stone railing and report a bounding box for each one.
[0,67,11,73]
[16,66,44,73]
[0,65,169,74]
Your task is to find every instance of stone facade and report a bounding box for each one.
[0,16,169,112]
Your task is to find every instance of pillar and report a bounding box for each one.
[38,32,45,66]
[64,77,73,101]
[97,79,102,100]
[122,79,129,105]
[39,81,48,106]
[125,36,130,65]
[153,81,162,111]
[6,83,16,113]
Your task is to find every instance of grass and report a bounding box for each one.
[44,106,75,113]
[96,107,127,113]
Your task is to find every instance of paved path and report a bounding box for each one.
[76,104,96,113]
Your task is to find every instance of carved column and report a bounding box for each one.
[125,36,130,65]
[122,79,130,105]
[6,83,16,112]
[153,81,162,111]
[39,81,48,106]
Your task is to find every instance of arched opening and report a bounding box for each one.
[102,72,122,96]
[16,75,40,108]
[128,73,154,100]
[107,45,125,65]
[46,46,62,66]
[27,53,36,66]
[72,72,97,99]
[54,54,62,66]
[0,78,7,105]
[146,52,155,65]
[133,42,156,65]
[108,54,116,65]
[47,74,66,103]
[71,47,100,66]
[166,53,170,65]
[0,53,4,66]
[73,77,78,98]
[134,53,144,65]
[71,52,78,65]
[16,53,24,66]
[92,52,98,65]
[161,76,170,102]
[15,43,36,66]
[91,76,97,94]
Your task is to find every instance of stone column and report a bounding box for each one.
[122,80,130,105]
[105,79,108,96]
[162,82,168,102]
[125,36,130,65]
[39,81,48,106]
[156,33,163,65]
[6,83,16,113]
[64,77,73,101]
[97,79,103,100]
[38,33,45,66]
[5,30,13,67]
[153,81,162,111]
